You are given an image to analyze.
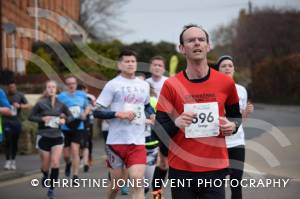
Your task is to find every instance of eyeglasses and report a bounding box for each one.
[66,82,77,86]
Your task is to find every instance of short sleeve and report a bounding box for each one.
[226,80,240,106]
[0,89,11,108]
[57,92,64,103]
[20,92,28,104]
[82,92,89,109]
[96,81,114,108]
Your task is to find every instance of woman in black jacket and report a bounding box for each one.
[29,80,73,199]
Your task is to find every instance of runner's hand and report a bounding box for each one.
[175,112,196,129]
[145,119,154,125]
[13,102,20,108]
[59,118,66,125]
[81,113,87,120]
[42,116,53,124]
[246,102,254,114]
[148,114,156,125]
[219,117,236,136]
[115,111,136,121]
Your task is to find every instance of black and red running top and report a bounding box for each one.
[156,68,241,172]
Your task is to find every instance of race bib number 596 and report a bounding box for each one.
[184,102,220,138]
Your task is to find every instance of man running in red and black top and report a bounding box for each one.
[154,24,242,199]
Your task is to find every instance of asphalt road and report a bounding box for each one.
[0,104,299,199]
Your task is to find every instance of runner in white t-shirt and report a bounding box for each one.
[145,56,170,198]
[94,50,155,199]
[226,84,247,147]
[217,55,254,199]
[146,56,168,97]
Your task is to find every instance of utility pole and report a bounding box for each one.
[248,0,253,15]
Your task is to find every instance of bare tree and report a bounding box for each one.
[210,20,237,58]
[232,7,300,67]
[211,7,300,68]
[211,20,237,48]
[80,0,129,41]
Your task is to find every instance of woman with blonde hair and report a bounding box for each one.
[29,80,73,199]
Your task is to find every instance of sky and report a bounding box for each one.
[118,0,300,45]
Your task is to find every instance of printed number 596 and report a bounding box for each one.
[192,112,214,124]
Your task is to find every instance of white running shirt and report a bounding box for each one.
[96,75,150,145]
[226,84,248,148]
[146,76,168,97]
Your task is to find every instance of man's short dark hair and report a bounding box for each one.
[135,72,146,78]
[179,24,209,45]
[150,55,166,65]
[118,49,138,61]
[7,79,16,85]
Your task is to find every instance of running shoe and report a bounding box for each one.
[10,160,16,170]
[152,189,163,199]
[41,176,48,188]
[120,186,129,195]
[47,188,54,199]
[83,165,89,172]
[3,160,11,170]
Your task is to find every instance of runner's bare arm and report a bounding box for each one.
[0,107,12,116]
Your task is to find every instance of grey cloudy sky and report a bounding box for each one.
[119,0,300,45]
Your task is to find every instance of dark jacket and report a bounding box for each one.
[29,97,73,138]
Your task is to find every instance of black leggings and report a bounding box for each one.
[228,145,245,199]
[169,167,227,199]
[88,123,93,160]
[4,121,22,160]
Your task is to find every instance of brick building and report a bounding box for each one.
[1,0,87,74]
